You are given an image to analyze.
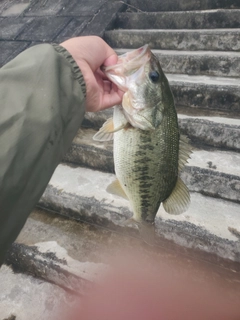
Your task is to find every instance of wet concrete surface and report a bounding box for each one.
[14,209,240,300]
[1,0,240,318]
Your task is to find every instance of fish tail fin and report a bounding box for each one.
[123,218,155,246]
[138,222,156,246]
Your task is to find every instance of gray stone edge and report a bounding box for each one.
[5,242,91,295]
[38,185,240,267]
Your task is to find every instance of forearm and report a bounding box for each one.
[0,44,86,264]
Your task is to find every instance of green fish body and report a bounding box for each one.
[94,45,191,225]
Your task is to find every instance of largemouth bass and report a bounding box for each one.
[94,45,191,227]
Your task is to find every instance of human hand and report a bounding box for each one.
[60,36,124,112]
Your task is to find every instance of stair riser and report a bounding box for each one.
[63,130,240,203]
[104,29,240,51]
[116,11,240,29]
[171,83,240,114]
[63,143,114,173]
[182,167,240,203]
[127,0,240,11]
[83,75,240,117]
[156,53,240,78]
[38,168,240,264]
[179,118,240,152]
[115,49,240,78]
[82,113,240,151]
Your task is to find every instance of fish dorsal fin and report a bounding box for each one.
[93,118,126,141]
[163,177,190,215]
[178,135,192,172]
[107,179,129,200]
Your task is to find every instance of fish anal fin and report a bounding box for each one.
[93,118,127,141]
[163,178,190,215]
[178,135,192,172]
[107,179,129,200]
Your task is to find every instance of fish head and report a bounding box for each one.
[103,45,171,130]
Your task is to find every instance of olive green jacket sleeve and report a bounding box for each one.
[0,44,86,265]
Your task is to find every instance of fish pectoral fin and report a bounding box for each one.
[106,179,129,200]
[163,178,190,215]
[178,135,192,172]
[93,118,126,141]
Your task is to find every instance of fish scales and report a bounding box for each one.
[113,99,179,223]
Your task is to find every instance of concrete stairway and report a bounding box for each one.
[13,0,240,266]
[100,2,240,255]
[2,1,240,317]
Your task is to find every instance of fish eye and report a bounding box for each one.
[149,71,160,83]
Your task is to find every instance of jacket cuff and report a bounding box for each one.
[52,44,86,98]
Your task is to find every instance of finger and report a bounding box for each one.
[82,36,118,71]
[100,88,124,110]
[102,80,112,94]
[104,54,119,67]
[95,68,109,81]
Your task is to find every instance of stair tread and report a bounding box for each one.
[167,73,240,86]
[71,127,240,176]
[116,10,240,29]
[107,28,240,32]
[127,0,240,12]
[38,163,240,261]
[178,113,240,126]
[119,9,240,13]
[116,48,240,57]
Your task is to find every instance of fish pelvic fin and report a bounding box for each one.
[93,118,127,141]
[178,135,192,172]
[163,177,190,215]
[107,179,129,200]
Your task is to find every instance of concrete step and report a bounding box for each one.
[116,10,240,29]
[104,29,240,51]
[178,114,240,151]
[2,205,240,318]
[84,74,240,128]
[82,113,240,152]
[82,73,240,118]
[167,73,240,114]
[127,0,240,11]
[0,264,75,320]
[37,164,240,263]
[63,127,240,203]
[115,49,240,78]
[79,112,240,154]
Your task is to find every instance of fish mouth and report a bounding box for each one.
[102,44,151,91]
